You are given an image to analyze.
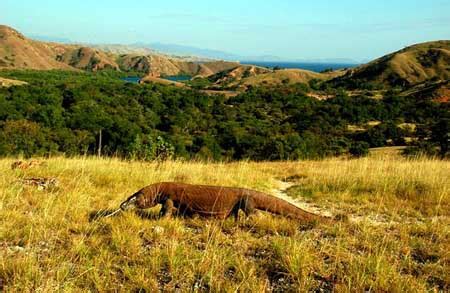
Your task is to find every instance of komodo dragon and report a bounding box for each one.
[119,182,334,223]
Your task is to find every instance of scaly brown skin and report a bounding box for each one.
[120,182,334,223]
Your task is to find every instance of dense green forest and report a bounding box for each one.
[0,70,447,160]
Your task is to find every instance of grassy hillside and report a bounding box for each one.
[1,156,448,291]
[332,41,450,89]
[0,25,239,78]
[57,47,119,71]
[0,25,74,70]
[239,69,343,88]
[140,75,186,87]
[207,65,271,88]
[206,66,344,90]
[400,80,449,103]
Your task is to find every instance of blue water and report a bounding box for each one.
[120,63,357,85]
[121,77,141,84]
[240,61,358,73]
[164,75,192,82]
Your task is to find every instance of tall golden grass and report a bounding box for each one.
[1,155,448,292]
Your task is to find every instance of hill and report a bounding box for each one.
[0,25,119,72]
[0,25,240,77]
[56,46,120,71]
[188,61,241,78]
[117,54,240,79]
[118,54,181,76]
[140,75,186,87]
[332,41,450,88]
[239,68,344,88]
[207,66,345,90]
[208,65,271,87]
[0,25,74,70]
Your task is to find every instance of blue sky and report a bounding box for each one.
[1,0,449,61]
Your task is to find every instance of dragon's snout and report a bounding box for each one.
[120,195,138,211]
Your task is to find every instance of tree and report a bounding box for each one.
[349,141,370,158]
[129,134,148,160]
[0,69,444,161]
[0,119,54,157]
[431,118,449,158]
[155,136,175,161]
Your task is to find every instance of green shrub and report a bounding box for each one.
[349,141,370,157]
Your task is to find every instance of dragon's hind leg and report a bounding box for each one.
[230,197,256,220]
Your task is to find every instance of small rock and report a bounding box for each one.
[153,226,165,234]
[19,177,59,191]
[8,246,25,253]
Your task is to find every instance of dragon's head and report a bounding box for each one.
[120,185,160,211]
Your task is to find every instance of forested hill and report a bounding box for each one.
[0,70,447,160]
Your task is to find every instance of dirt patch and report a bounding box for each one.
[192,273,211,292]
[266,269,296,293]
[157,264,173,289]
[270,180,407,226]
[271,181,334,219]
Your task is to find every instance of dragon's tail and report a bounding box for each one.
[251,192,334,223]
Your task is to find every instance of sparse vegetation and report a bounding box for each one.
[0,155,448,291]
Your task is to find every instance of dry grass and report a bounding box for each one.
[0,25,75,71]
[240,69,340,88]
[1,156,449,292]
[339,40,450,87]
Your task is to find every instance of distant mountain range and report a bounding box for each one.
[121,42,361,64]
[29,34,360,63]
[135,42,243,61]
[29,35,73,44]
